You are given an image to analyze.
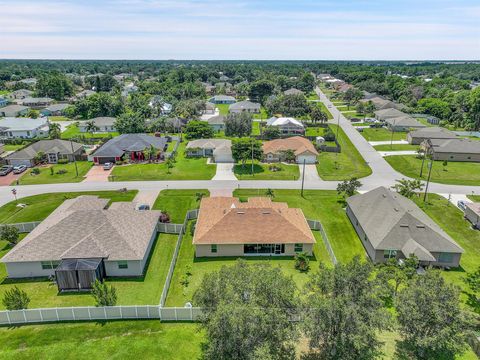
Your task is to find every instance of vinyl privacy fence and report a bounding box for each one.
[3,221,41,233]
[307,219,337,264]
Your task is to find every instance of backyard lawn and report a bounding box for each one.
[252,107,269,119]
[373,144,419,151]
[317,124,372,180]
[251,120,262,135]
[360,128,407,141]
[110,143,216,181]
[3,144,25,152]
[216,104,229,115]
[0,321,203,360]
[385,155,480,186]
[165,189,365,306]
[61,123,119,139]
[152,189,209,223]
[233,161,299,180]
[16,161,92,185]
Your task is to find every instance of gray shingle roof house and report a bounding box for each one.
[92,133,168,164]
[208,95,236,104]
[1,196,161,279]
[40,103,70,116]
[8,89,34,100]
[407,127,457,145]
[229,100,261,114]
[78,117,116,133]
[0,117,49,139]
[374,108,407,121]
[284,88,304,96]
[22,97,54,108]
[383,116,425,132]
[0,104,29,117]
[6,139,84,167]
[346,187,463,267]
[205,115,226,131]
[186,139,233,163]
[423,138,480,162]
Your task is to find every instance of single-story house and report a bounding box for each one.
[205,115,226,131]
[78,117,116,133]
[263,136,318,164]
[40,103,70,117]
[186,139,233,163]
[337,83,353,93]
[422,138,480,162]
[148,96,172,115]
[0,104,29,117]
[22,97,55,108]
[201,102,216,115]
[464,202,480,229]
[1,196,161,284]
[284,88,304,96]
[75,89,95,100]
[374,108,408,121]
[91,133,168,164]
[361,96,405,111]
[8,89,34,100]
[208,95,236,104]
[6,139,84,167]
[384,116,426,132]
[19,78,37,86]
[165,117,188,132]
[0,117,49,139]
[346,187,464,267]
[407,127,457,145]
[266,117,305,135]
[0,97,7,108]
[193,197,316,257]
[229,100,261,114]
[219,75,230,82]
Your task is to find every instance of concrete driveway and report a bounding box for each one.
[299,164,320,182]
[368,140,409,146]
[83,165,113,182]
[133,190,160,208]
[213,163,237,180]
[379,151,418,157]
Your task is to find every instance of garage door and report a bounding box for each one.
[296,155,316,164]
[9,159,33,167]
[214,154,234,163]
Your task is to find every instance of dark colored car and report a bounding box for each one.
[0,165,13,176]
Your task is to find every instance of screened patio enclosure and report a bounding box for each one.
[55,258,106,292]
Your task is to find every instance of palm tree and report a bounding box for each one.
[48,122,61,139]
[85,120,99,137]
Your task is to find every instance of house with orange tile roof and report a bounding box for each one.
[262,136,319,164]
[193,197,316,257]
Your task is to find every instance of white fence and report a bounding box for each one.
[0,306,202,325]
[307,219,337,264]
[2,221,41,233]
[157,222,184,234]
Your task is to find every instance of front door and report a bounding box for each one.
[274,244,282,254]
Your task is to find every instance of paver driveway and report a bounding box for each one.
[83,165,113,182]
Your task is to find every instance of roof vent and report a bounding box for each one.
[237,211,245,215]
[394,207,399,212]
[262,211,270,215]
[382,194,387,198]
[400,224,409,228]
[416,224,425,228]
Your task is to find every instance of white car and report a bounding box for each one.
[103,162,113,170]
[13,165,27,174]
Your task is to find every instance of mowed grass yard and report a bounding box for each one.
[165,189,365,306]
[0,322,204,360]
[152,189,209,223]
[61,123,119,139]
[385,155,480,186]
[360,127,407,141]
[110,143,216,181]
[233,161,299,180]
[317,124,372,180]
[16,162,92,185]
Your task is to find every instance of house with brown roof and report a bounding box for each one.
[263,136,318,164]
[193,197,316,257]
[1,196,161,283]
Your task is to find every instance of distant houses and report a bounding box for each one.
[422,138,480,162]
[78,117,116,133]
[266,117,305,135]
[40,103,70,117]
[374,109,425,131]
[208,95,236,104]
[0,97,7,108]
[347,187,464,268]
[21,97,54,108]
[205,115,226,132]
[284,88,304,96]
[407,127,457,145]
[8,89,34,100]
[0,104,29,117]
[0,117,49,139]
[229,100,260,114]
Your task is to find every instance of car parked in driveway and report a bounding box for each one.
[103,162,113,170]
[13,165,27,174]
[0,166,13,176]
[138,204,150,210]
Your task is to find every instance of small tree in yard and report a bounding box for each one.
[294,252,310,272]
[266,188,275,198]
[392,178,424,198]
[376,255,418,299]
[92,279,117,307]
[184,120,214,140]
[279,149,296,163]
[263,125,281,140]
[443,159,448,171]
[231,138,263,167]
[465,266,480,303]
[2,286,30,310]
[0,225,19,246]
[337,177,362,198]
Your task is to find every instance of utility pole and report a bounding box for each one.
[390,120,396,150]
[419,149,426,177]
[70,139,79,177]
[251,138,254,176]
[423,156,433,203]
[301,159,306,197]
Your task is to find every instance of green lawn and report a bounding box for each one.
[307,92,319,100]
[0,190,137,224]
[3,144,25,152]
[360,128,407,141]
[216,104,229,115]
[385,155,480,185]
[373,144,419,151]
[48,116,70,122]
[412,194,480,313]
[467,195,480,202]
[110,143,216,181]
[253,107,269,119]
[0,322,203,360]
[165,189,365,306]
[61,123,119,139]
[317,101,333,119]
[252,120,262,135]
[16,162,92,185]
[233,161,299,180]
[152,189,209,223]
[317,124,372,180]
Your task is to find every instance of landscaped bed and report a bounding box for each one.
[110,143,216,181]
[15,162,92,185]
[233,161,299,180]
[317,124,372,180]
[385,155,480,185]
[360,127,407,141]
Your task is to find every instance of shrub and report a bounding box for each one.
[56,169,68,175]
[31,168,40,175]
[159,212,170,223]
[294,252,310,272]
[91,279,117,307]
[2,286,30,310]
[0,225,19,245]
[57,158,69,164]
[323,129,336,141]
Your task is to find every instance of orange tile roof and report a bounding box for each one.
[193,197,316,245]
[262,136,319,156]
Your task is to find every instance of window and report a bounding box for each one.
[118,261,128,269]
[211,244,217,253]
[294,243,303,253]
[41,261,58,270]
[438,253,453,263]
[384,250,397,259]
